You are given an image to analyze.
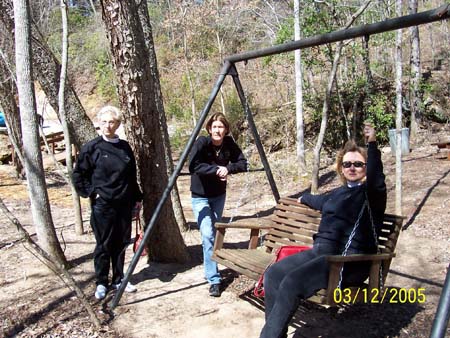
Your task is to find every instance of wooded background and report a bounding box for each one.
[0,0,449,277]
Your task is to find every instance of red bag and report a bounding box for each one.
[133,216,148,257]
[253,245,311,297]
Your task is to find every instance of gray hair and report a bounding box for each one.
[97,105,122,123]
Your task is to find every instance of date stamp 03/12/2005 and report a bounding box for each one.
[333,287,426,305]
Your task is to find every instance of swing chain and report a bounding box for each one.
[337,190,382,291]
[337,199,367,290]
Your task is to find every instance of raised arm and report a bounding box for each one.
[364,123,387,211]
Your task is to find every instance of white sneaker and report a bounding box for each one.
[112,281,137,293]
[94,284,107,299]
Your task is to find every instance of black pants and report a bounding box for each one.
[90,196,133,286]
[259,242,370,338]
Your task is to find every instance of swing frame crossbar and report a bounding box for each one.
[111,4,450,309]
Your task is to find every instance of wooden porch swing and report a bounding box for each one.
[212,197,404,306]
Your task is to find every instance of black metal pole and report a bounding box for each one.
[430,264,450,338]
[229,65,280,203]
[110,61,232,309]
[225,4,450,64]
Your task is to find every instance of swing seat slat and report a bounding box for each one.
[212,196,404,306]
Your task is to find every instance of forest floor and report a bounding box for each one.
[0,128,449,338]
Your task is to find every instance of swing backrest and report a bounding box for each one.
[263,197,321,253]
[264,197,402,255]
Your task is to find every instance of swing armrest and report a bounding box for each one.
[215,218,273,229]
[325,253,396,303]
[214,219,273,251]
[326,253,395,263]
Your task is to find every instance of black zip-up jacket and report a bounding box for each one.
[73,136,143,203]
[301,142,386,253]
[189,135,248,198]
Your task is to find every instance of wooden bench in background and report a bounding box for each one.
[212,197,404,306]
[40,131,65,154]
[8,131,66,165]
[431,141,450,160]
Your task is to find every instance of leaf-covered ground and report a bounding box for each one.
[0,129,449,337]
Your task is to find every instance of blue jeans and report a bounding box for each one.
[191,194,226,285]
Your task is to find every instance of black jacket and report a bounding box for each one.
[73,136,143,203]
[189,135,248,197]
[301,142,386,253]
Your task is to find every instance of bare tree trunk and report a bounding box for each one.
[408,0,420,146]
[311,0,371,193]
[87,0,96,14]
[336,79,351,139]
[13,0,67,264]
[394,0,403,216]
[0,51,24,177]
[136,0,188,232]
[59,0,83,234]
[182,27,197,126]
[214,0,226,115]
[0,0,97,149]
[294,0,306,172]
[0,197,101,328]
[100,0,189,262]
[311,43,343,194]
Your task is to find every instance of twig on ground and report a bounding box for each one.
[0,196,101,329]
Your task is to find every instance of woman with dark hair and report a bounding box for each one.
[259,123,386,338]
[189,113,248,297]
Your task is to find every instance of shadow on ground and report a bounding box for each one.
[238,289,423,338]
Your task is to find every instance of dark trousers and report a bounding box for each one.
[260,242,370,338]
[90,196,133,286]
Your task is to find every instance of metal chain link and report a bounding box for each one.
[337,199,367,289]
[337,189,383,291]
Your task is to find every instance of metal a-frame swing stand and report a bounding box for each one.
[110,3,450,311]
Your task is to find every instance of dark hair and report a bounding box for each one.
[336,140,367,184]
[205,113,230,135]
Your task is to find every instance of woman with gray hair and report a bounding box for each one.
[73,106,142,300]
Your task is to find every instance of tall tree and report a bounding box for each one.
[394,0,403,216]
[59,0,83,234]
[311,1,371,193]
[408,0,421,146]
[0,0,97,149]
[13,0,66,264]
[100,0,189,262]
[294,0,306,172]
[0,48,23,177]
[136,0,187,232]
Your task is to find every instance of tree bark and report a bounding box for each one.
[13,0,67,264]
[136,0,188,232]
[408,0,421,146]
[100,0,189,262]
[0,51,24,177]
[394,0,403,216]
[294,0,306,173]
[0,0,97,150]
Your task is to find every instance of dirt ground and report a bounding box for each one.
[0,129,449,338]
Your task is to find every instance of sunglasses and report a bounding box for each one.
[342,161,366,168]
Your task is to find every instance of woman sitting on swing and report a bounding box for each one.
[259,123,386,338]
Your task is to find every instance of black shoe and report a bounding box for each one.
[209,284,221,297]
